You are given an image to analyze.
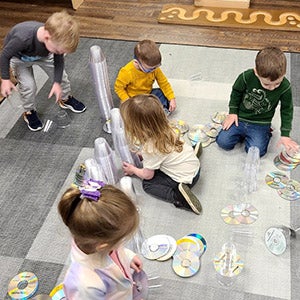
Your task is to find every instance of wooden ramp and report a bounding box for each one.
[158,4,300,32]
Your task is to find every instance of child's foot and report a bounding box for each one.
[174,183,202,215]
[58,96,86,113]
[193,141,203,159]
[23,110,43,131]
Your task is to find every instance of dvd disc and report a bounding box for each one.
[170,119,189,135]
[265,227,289,255]
[203,123,222,138]
[188,233,207,256]
[234,203,258,224]
[172,250,200,277]
[175,237,200,256]
[265,171,289,189]
[220,204,240,225]
[49,283,65,300]
[274,155,297,171]
[213,252,244,277]
[132,270,149,300]
[211,111,228,124]
[281,150,300,164]
[8,272,38,300]
[141,235,170,260]
[156,235,177,261]
[277,180,300,201]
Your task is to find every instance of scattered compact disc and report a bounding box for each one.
[170,119,189,135]
[265,171,289,189]
[175,237,201,256]
[49,283,65,300]
[220,204,240,225]
[273,155,297,171]
[213,252,244,277]
[8,272,38,300]
[132,270,149,300]
[265,227,289,255]
[141,235,170,260]
[172,250,200,277]
[234,203,259,224]
[156,235,177,261]
[203,122,222,138]
[277,179,300,201]
[211,111,228,124]
[188,124,214,147]
[188,233,207,256]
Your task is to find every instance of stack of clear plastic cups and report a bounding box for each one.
[89,45,114,133]
[111,108,142,168]
[120,176,145,254]
[84,158,106,182]
[243,146,260,193]
[94,137,119,184]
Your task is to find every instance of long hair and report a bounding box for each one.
[58,185,139,254]
[120,94,183,154]
[45,10,79,53]
[255,47,286,81]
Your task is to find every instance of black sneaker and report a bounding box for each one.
[59,96,86,113]
[194,141,203,159]
[177,183,202,214]
[23,110,43,131]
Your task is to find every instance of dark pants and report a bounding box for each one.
[151,88,169,110]
[142,169,200,204]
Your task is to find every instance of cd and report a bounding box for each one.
[8,272,38,300]
[203,123,222,138]
[234,203,258,224]
[277,179,300,201]
[141,235,170,260]
[281,150,300,164]
[213,252,244,277]
[274,155,297,171]
[265,227,289,255]
[188,233,207,256]
[156,235,177,261]
[175,237,201,256]
[187,124,213,148]
[279,152,299,168]
[265,171,289,189]
[49,283,65,300]
[170,119,189,135]
[172,250,200,277]
[220,204,240,225]
[132,270,149,300]
[211,111,228,124]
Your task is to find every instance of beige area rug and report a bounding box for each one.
[158,4,300,31]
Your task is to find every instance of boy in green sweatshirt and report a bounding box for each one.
[216,47,298,157]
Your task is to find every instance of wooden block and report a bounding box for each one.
[71,0,84,10]
[194,0,250,9]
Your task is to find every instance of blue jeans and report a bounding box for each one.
[142,168,200,204]
[151,88,169,110]
[216,121,272,157]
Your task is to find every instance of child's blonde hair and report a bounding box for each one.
[58,185,139,254]
[45,10,79,53]
[120,94,183,154]
[255,47,286,81]
[134,40,161,67]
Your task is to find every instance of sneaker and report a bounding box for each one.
[59,96,86,113]
[177,183,202,215]
[23,110,43,131]
[193,141,203,159]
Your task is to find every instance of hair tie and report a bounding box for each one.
[79,179,106,202]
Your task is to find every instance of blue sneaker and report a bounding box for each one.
[23,110,43,131]
[59,96,86,113]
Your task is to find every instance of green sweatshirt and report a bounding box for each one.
[229,69,293,137]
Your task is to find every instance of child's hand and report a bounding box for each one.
[48,82,62,102]
[169,98,176,112]
[123,161,135,176]
[130,255,143,272]
[277,137,300,153]
[0,79,17,97]
[222,114,238,130]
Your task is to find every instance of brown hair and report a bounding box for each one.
[255,47,286,81]
[120,94,183,154]
[134,40,161,67]
[58,185,139,254]
[44,10,80,53]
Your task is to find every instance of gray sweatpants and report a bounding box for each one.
[11,54,71,112]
